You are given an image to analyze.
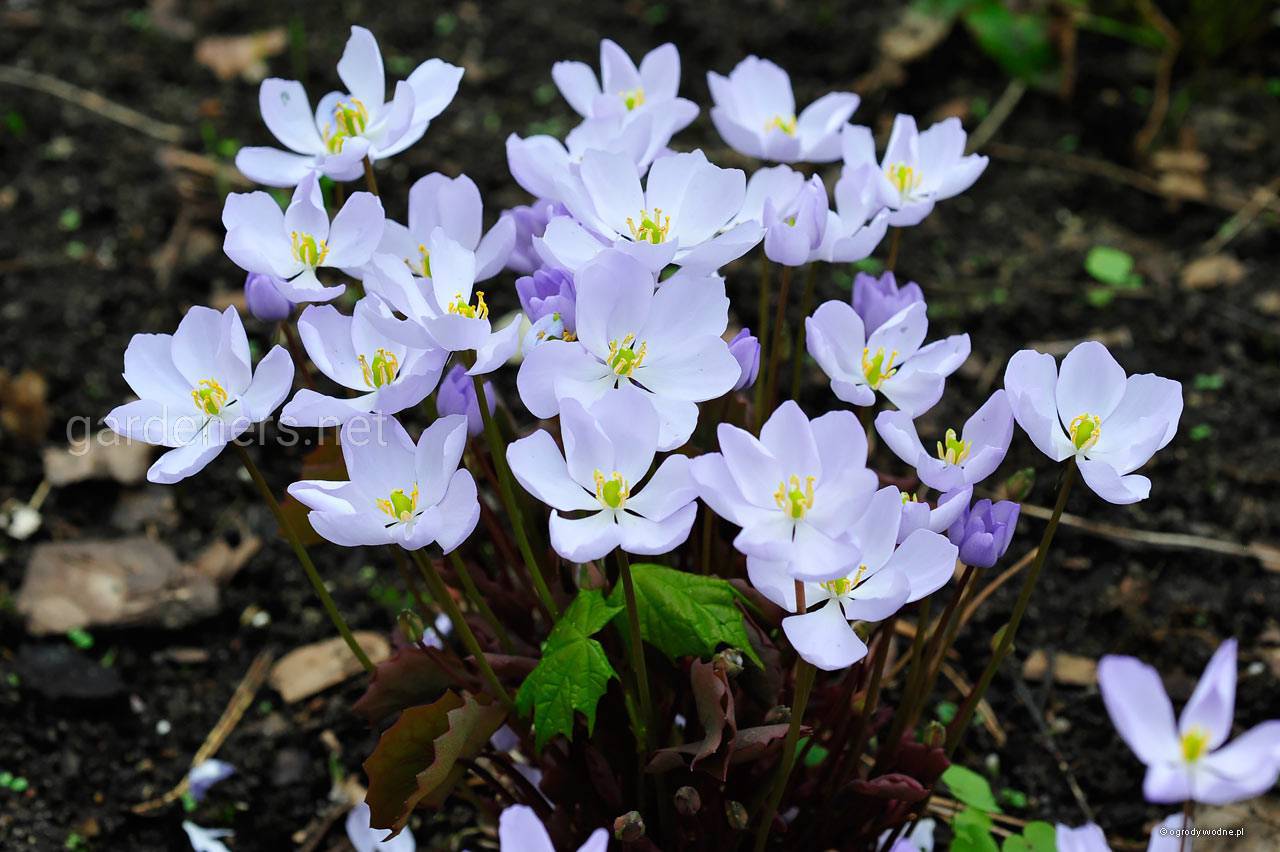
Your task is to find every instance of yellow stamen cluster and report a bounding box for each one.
[412,244,432,278]
[1180,726,1210,763]
[765,114,798,136]
[358,348,400,389]
[322,98,369,154]
[620,87,646,111]
[1069,413,1102,452]
[376,484,420,524]
[606,333,648,377]
[886,162,923,197]
[447,291,489,320]
[593,470,630,510]
[820,564,868,598]
[774,474,816,521]
[861,347,899,390]
[936,428,971,465]
[191,379,229,416]
[291,231,330,268]
[626,208,671,245]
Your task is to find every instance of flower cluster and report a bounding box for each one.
[99,26,1214,852]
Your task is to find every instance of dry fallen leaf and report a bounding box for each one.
[1022,649,1097,686]
[878,8,953,64]
[195,29,287,82]
[269,633,391,703]
[0,369,51,446]
[43,433,152,486]
[1181,254,1245,290]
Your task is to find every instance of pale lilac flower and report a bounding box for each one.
[182,822,232,852]
[840,116,989,227]
[1099,638,1280,805]
[437,364,494,437]
[517,251,739,450]
[498,804,608,852]
[880,818,935,852]
[243,272,294,322]
[537,149,761,273]
[947,499,1020,568]
[748,486,957,670]
[762,174,829,266]
[1056,823,1111,852]
[288,414,478,552]
[279,299,446,427]
[104,307,293,485]
[502,200,565,274]
[222,172,384,303]
[345,802,416,852]
[853,270,923,334]
[187,759,234,802]
[362,234,522,375]
[507,386,697,563]
[691,402,879,582]
[876,390,1014,491]
[1004,341,1183,504]
[523,312,569,352]
[732,165,805,227]
[897,487,972,544]
[813,163,891,263]
[516,266,576,332]
[728,328,761,391]
[378,172,515,282]
[553,39,696,126]
[708,56,858,163]
[235,26,463,187]
[806,300,969,416]
[506,103,693,203]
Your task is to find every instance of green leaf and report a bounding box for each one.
[1002,836,1032,852]
[516,590,622,751]
[1084,246,1135,286]
[608,563,763,668]
[1022,821,1057,852]
[999,786,1028,809]
[962,0,1056,85]
[942,765,1003,813]
[951,805,999,852]
[363,690,507,836]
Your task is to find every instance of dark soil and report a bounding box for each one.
[2,1,1279,849]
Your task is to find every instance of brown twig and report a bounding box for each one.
[0,65,186,143]
[1133,0,1181,154]
[967,79,1027,153]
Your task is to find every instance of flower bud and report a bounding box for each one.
[947,499,1020,568]
[502,200,566,274]
[674,786,702,816]
[436,364,495,437]
[724,800,750,831]
[613,810,646,842]
[763,176,828,267]
[515,265,577,332]
[851,270,923,334]
[244,272,294,322]
[728,328,760,391]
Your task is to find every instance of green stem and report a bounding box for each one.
[753,253,772,430]
[763,264,793,417]
[920,564,980,701]
[874,598,932,774]
[789,264,817,401]
[411,549,516,712]
[885,227,902,271]
[828,616,896,801]
[617,550,653,751]
[753,659,817,852]
[946,460,1077,754]
[471,375,560,620]
[361,155,379,195]
[448,550,515,654]
[233,444,372,672]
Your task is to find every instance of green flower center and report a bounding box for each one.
[322,98,369,154]
[1069,413,1101,452]
[886,162,923,197]
[626,208,670,244]
[358,347,400,388]
[594,470,629,510]
[412,244,431,278]
[774,474,815,521]
[291,231,329,268]
[447,291,488,320]
[765,114,797,136]
[620,87,646,111]
[606,333,648,377]
[190,378,229,416]
[936,428,971,465]
[861,347,899,390]
[1181,726,1210,763]
[377,485,420,524]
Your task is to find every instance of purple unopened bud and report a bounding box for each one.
[852,271,923,334]
[244,272,294,322]
[728,328,760,391]
[763,176,829,267]
[515,266,576,332]
[948,499,1020,568]
[501,199,566,274]
[436,364,495,437]
[187,759,235,802]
